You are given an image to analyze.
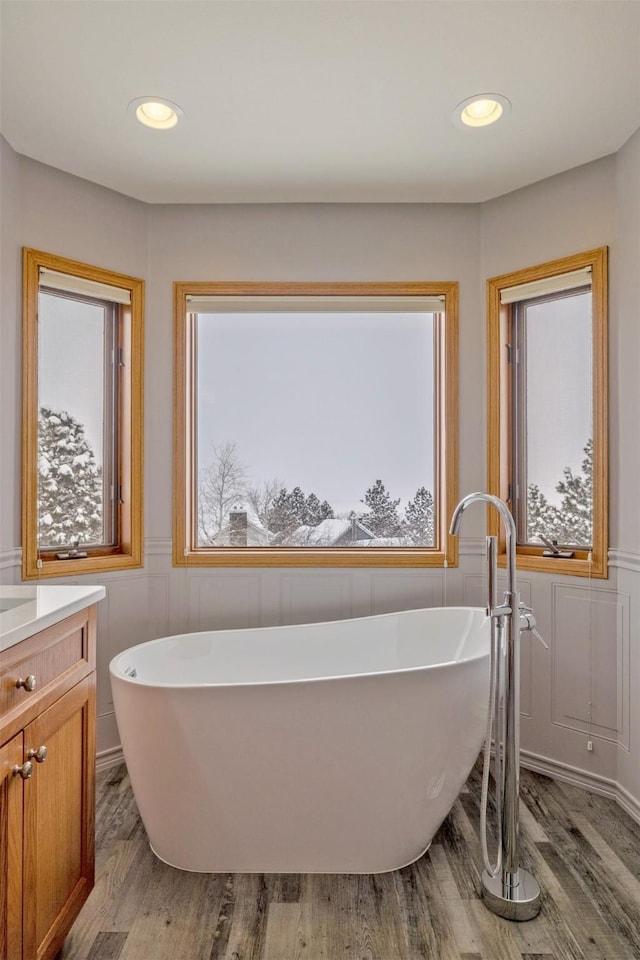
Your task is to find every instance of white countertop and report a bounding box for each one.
[0,584,106,652]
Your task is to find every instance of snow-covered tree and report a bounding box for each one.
[198,442,247,545]
[527,439,593,546]
[303,492,334,527]
[555,438,593,544]
[268,487,302,536]
[287,487,306,524]
[359,480,402,537]
[246,477,283,529]
[38,407,103,546]
[268,486,334,536]
[403,486,435,546]
[526,483,559,543]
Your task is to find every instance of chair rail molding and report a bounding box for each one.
[0,548,22,573]
[609,548,640,573]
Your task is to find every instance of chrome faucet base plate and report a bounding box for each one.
[481,868,542,921]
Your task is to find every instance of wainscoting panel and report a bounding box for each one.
[370,571,442,616]
[147,574,171,644]
[96,574,159,715]
[187,572,262,632]
[463,575,486,607]
[279,573,353,626]
[552,583,629,747]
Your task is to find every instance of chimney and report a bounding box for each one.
[229,511,248,547]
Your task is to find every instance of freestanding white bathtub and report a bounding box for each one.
[110,606,490,874]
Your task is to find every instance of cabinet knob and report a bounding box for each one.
[27,745,48,763]
[12,761,34,780]
[16,674,37,692]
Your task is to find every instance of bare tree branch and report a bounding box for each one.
[198,442,247,545]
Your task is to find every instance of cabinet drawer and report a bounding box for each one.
[0,610,93,720]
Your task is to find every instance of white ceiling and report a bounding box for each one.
[1,1,639,205]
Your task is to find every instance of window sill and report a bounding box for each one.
[22,551,143,580]
[497,550,607,579]
[173,546,457,568]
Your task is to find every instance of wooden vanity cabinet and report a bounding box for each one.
[1,732,24,960]
[0,606,97,960]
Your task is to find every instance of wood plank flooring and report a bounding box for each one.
[58,763,640,960]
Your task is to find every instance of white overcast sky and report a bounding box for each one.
[39,293,105,461]
[525,291,592,503]
[196,311,436,515]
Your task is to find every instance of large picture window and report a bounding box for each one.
[487,248,607,578]
[174,282,459,567]
[22,249,144,579]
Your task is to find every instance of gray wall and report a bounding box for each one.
[612,127,640,809]
[1,133,638,821]
[0,136,23,555]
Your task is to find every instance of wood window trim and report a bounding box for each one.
[22,248,144,579]
[486,247,608,579]
[173,281,459,568]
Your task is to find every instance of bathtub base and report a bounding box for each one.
[148,838,434,875]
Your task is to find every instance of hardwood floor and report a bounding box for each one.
[59,763,640,960]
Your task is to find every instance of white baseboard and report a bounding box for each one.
[616,782,640,825]
[96,745,125,773]
[521,749,640,826]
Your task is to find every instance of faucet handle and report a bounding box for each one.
[532,626,549,650]
[518,602,549,649]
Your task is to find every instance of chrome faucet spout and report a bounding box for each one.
[449,492,517,604]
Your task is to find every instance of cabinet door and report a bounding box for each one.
[23,675,96,960]
[0,733,23,960]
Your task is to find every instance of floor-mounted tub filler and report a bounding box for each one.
[450,492,543,921]
[110,605,491,875]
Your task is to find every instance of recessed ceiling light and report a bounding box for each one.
[453,94,511,129]
[129,96,183,130]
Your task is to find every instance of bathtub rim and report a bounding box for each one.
[109,605,490,691]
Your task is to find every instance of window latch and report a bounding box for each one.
[540,536,574,559]
[56,539,88,560]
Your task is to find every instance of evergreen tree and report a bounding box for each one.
[268,486,334,534]
[37,407,103,546]
[268,487,301,535]
[555,438,593,544]
[526,483,559,542]
[288,487,306,523]
[526,439,593,546]
[403,486,435,546]
[304,492,334,526]
[360,479,402,537]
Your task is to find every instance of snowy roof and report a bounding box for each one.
[292,517,375,545]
